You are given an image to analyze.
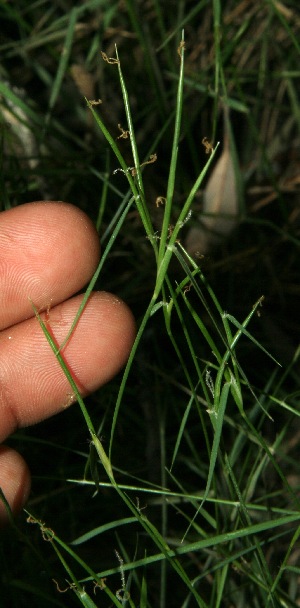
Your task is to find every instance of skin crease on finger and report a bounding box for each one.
[0,202,136,525]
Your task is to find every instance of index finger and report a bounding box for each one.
[0,201,100,330]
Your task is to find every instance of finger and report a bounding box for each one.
[0,290,135,524]
[0,291,136,442]
[0,447,31,526]
[0,201,100,330]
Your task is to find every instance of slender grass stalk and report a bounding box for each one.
[45,8,78,130]
[31,307,208,607]
[114,47,155,240]
[157,32,185,268]
[57,195,134,353]
[25,511,125,607]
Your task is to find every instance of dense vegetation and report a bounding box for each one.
[1,1,300,606]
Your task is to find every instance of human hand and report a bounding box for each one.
[0,201,136,525]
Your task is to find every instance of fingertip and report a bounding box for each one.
[0,446,31,527]
[61,291,137,392]
[92,291,137,377]
[0,201,101,330]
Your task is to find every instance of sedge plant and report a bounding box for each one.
[21,36,300,608]
[1,2,300,607]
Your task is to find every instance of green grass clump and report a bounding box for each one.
[1,1,300,607]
